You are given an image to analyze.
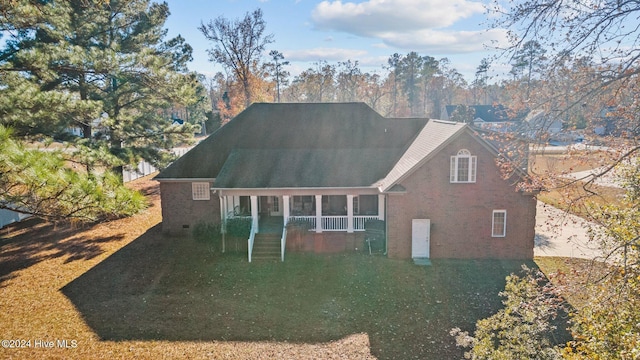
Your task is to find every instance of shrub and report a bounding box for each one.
[286,218,313,232]
[451,266,566,360]
[226,217,251,238]
[192,222,221,252]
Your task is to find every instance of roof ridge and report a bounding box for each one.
[431,119,459,125]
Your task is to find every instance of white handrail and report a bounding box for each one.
[280,225,287,262]
[247,223,256,263]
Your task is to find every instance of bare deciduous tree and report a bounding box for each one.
[199,9,274,107]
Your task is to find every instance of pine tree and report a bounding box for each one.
[0,0,202,221]
[1,0,202,175]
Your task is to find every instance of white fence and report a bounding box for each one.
[122,147,192,183]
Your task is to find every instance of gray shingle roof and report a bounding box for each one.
[155,103,427,181]
[377,120,467,191]
[214,148,403,188]
[156,103,499,191]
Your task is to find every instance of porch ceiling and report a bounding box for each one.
[213,148,404,189]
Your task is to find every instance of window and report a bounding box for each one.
[322,195,347,215]
[191,182,210,200]
[492,210,507,237]
[292,196,314,215]
[450,149,477,183]
[271,196,279,212]
[354,195,378,215]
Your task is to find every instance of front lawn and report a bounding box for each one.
[62,230,538,359]
[0,176,561,359]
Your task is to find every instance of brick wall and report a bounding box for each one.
[159,181,221,235]
[387,132,536,260]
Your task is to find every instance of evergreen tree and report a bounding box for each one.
[0,126,145,221]
[0,0,202,221]
[1,0,201,174]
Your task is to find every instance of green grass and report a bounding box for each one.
[61,231,547,359]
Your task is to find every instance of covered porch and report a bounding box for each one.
[217,191,385,262]
[220,193,385,233]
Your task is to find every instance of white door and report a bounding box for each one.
[412,219,431,258]
[270,196,283,216]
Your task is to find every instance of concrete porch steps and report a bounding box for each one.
[251,233,281,261]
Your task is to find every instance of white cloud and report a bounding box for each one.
[312,0,485,34]
[310,0,505,54]
[284,47,369,62]
[371,42,389,49]
[382,28,509,53]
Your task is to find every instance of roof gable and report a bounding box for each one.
[377,120,468,191]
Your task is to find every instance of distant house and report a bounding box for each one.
[594,106,637,137]
[521,110,564,139]
[443,105,526,133]
[155,103,536,261]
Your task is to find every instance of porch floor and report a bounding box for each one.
[259,216,284,234]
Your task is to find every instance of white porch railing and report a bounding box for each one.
[247,222,257,263]
[322,216,348,231]
[354,216,381,231]
[288,215,379,231]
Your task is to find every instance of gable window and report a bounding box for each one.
[192,182,210,200]
[492,210,507,237]
[450,149,477,183]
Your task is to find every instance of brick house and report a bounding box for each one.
[155,103,536,261]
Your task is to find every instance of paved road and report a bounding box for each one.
[562,166,622,188]
[534,201,604,259]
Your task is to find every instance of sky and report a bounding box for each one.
[162,0,511,82]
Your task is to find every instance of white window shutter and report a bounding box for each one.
[470,156,477,182]
[450,156,456,182]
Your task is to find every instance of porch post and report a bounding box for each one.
[250,195,259,233]
[219,196,226,233]
[283,195,290,226]
[378,194,385,220]
[315,195,323,233]
[220,195,226,253]
[346,194,354,233]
